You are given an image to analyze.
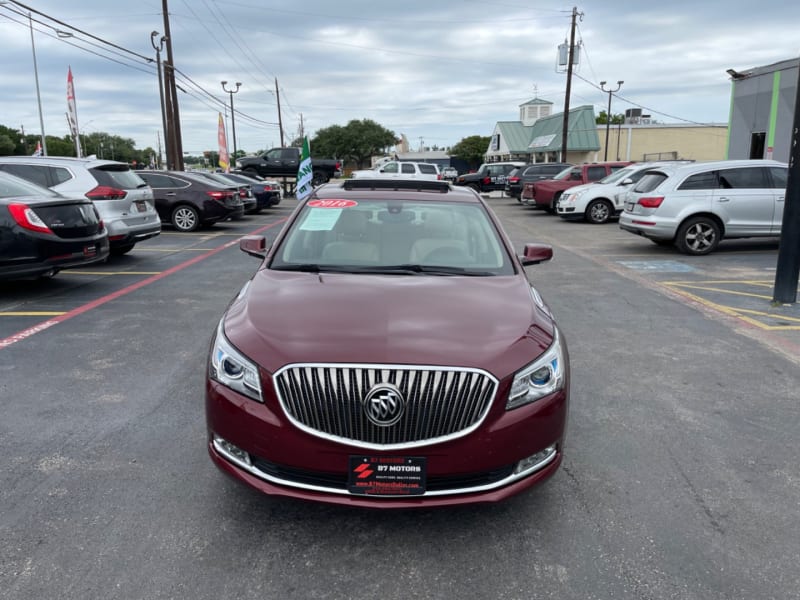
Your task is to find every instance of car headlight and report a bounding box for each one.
[209,319,262,402]
[507,329,565,410]
[564,191,582,204]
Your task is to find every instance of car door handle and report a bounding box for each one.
[717,197,730,202]
[777,196,785,202]
[166,192,177,196]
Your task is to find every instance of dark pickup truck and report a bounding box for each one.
[235,147,342,187]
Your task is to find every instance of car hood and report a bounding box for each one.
[223,269,555,377]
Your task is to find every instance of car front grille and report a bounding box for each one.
[273,364,498,449]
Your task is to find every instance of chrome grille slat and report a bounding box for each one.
[275,363,499,450]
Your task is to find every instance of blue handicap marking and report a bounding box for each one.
[616,260,696,273]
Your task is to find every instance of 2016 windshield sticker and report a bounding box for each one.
[299,208,342,231]
[308,199,358,208]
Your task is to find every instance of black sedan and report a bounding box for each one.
[505,163,572,200]
[223,172,281,212]
[138,171,244,232]
[191,172,256,216]
[0,171,109,280]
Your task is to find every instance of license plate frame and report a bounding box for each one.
[348,456,427,496]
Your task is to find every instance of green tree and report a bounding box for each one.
[596,111,625,125]
[450,135,491,169]
[311,119,397,168]
[0,134,15,156]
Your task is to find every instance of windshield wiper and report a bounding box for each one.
[358,264,495,276]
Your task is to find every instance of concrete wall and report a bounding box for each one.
[598,125,728,163]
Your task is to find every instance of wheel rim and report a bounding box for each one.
[685,222,716,252]
[589,202,609,222]
[174,207,197,231]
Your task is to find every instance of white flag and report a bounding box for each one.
[295,136,313,201]
[67,67,82,158]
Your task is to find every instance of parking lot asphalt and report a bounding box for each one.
[486,192,800,366]
[1,194,799,600]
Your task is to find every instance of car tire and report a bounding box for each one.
[547,193,561,214]
[171,205,200,232]
[675,216,720,255]
[585,199,613,224]
[312,170,328,186]
[110,243,135,256]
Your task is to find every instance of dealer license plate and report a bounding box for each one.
[83,244,97,258]
[348,456,426,496]
[134,200,148,213]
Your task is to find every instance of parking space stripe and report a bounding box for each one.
[61,271,162,276]
[0,219,286,350]
[664,283,773,301]
[0,312,66,317]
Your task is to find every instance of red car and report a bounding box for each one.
[522,161,632,211]
[206,179,569,507]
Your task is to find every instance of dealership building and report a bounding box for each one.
[726,57,799,163]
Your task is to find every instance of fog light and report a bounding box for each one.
[213,434,252,467]
[514,445,557,475]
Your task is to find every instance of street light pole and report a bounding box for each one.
[28,12,47,156]
[221,81,241,165]
[151,31,169,170]
[600,80,623,161]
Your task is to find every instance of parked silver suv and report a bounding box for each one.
[0,156,161,255]
[619,159,788,255]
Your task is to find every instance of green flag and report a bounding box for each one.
[296,136,313,200]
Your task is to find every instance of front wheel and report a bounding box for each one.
[585,200,613,224]
[675,216,720,255]
[311,170,329,186]
[171,205,200,232]
[547,193,561,214]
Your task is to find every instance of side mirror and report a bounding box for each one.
[620,178,634,186]
[240,235,267,258]
[520,243,553,266]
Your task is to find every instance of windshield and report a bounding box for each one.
[270,198,514,276]
[553,166,576,180]
[597,167,636,185]
[0,172,60,198]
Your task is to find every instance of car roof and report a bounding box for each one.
[0,155,130,169]
[314,179,482,203]
[641,159,787,178]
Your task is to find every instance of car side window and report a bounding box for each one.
[718,167,769,189]
[401,163,415,174]
[678,171,717,190]
[0,163,50,187]
[586,166,607,181]
[50,167,73,185]
[418,164,436,174]
[382,162,398,173]
[265,149,282,160]
[769,167,788,189]
[140,173,175,188]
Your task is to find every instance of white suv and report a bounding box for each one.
[350,161,441,181]
[0,156,161,255]
[557,162,691,224]
[619,159,788,255]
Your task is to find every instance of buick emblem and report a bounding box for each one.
[363,384,405,427]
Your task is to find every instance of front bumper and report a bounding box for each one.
[205,376,568,507]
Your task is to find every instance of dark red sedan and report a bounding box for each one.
[206,179,569,507]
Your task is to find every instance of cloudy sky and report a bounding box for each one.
[1,0,798,157]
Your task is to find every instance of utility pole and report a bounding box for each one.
[560,6,580,163]
[162,0,183,170]
[772,62,800,304]
[221,81,241,162]
[275,78,285,147]
[600,80,623,161]
[151,31,169,170]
